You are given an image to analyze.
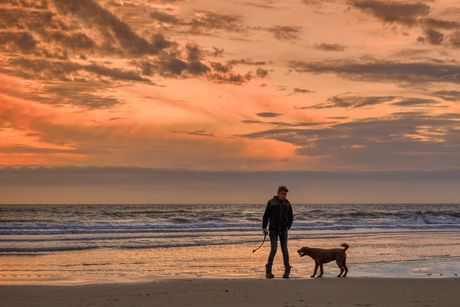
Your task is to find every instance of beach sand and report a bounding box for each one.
[1,278,458,307]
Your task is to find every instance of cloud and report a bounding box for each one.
[242,120,262,124]
[306,95,397,109]
[447,30,460,48]
[237,112,460,170]
[243,2,277,9]
[0,31,38,52]
[152,56,193,77]
[314,43,346,51]
[160,45,258,83]
[2,166,459,204]
[265,121,326,128]
[349,0,460,48]
[45,31,96,52]
[53,0,171,56]
[210,62,230,73]
[150,9,180,24]
[391,97,441,107]
[2,166,459,188]
[227,59,268,66]
[349,0,430,27]
[294,88,313,93]
[0,145,77,154]
[24,83,123,109]
[146,0,184,4]
[256,112,282,118]
[0,0,263,102]
[185,44,211,75]
[0,0,179,109]
[419,18,460,31]
[210,47,225,57]
[267,26,301,41]
[2,166,459,203]
[7,57,150,82]
[431,90,460,102]
[390,48,430,58]
[134,54,212,79]
[189,10,247,33]
[302,0,334,6]
[204,59,269,81]
[172,130,215,137]
[0,166,454,187]
[207,71,252,84]
[0,2,61,31]
[288,59,460,85]
[418,28,444,45]
[131,45,261,84]
[243,116,323,128]
[216,60,269,79]
[1,0,48,9]
[1,0,460,204]
[255,68,268,78]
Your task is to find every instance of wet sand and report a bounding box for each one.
[1,277,459,307]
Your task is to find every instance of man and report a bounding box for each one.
[262,186,294,279]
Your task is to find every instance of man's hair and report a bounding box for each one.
[278,186,289,193]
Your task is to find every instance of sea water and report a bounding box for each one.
[0,203,459,284]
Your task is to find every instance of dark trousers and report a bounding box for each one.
[266,230,289,267]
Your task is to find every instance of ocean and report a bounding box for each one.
[1,203,459,284]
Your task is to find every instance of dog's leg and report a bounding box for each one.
[318,262,324,278]
[311,261,319,278]
[342,257,348,277]
[336,258,344,277]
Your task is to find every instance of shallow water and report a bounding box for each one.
[1,232,459,284]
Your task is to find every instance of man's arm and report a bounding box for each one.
[287,201,293,230]
[262,201,271,233]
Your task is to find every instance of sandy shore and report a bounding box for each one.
[1,277,458,307]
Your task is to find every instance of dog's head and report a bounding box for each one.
[297,247,310,257]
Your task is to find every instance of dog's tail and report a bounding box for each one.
[341,243,349,251]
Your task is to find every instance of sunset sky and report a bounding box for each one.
[1,0,460,204]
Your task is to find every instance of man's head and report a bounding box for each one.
[277,186,288,201]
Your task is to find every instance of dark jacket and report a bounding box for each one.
[262,196,293,232]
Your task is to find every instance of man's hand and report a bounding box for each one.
[263,228,268,235]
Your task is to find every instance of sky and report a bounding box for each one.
[1,0,460,204]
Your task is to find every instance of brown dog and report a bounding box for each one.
[297,243,349,278]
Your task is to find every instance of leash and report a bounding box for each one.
[252,232,268,253]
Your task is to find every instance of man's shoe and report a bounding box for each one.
[265,264,274,278]
[282,265,291,279]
